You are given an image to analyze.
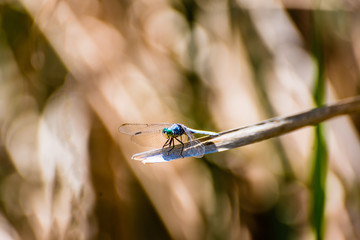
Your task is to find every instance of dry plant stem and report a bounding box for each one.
[133,96,360,162]
[217,96,360,149]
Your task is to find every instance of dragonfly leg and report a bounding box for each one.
[162,138,170,150]
[167,138,175,155]
[174,137,185,158]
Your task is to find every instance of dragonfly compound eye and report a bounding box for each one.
[162,128,173,138]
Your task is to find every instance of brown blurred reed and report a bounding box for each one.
[0,0,359,239]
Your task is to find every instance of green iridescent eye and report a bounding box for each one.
[162,128,172,138]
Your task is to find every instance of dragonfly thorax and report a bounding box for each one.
[162,124,185,139]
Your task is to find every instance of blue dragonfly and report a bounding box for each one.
[118,123,218,158]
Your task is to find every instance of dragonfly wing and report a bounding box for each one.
[130,133,169,147]
[118,123,172,135]
[119,123,173,147]
[185,138,205,158]
[182,126,205,158]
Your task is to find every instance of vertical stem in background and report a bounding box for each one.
[311,125,327,240]
[310,9,327,240]
[174,0,215,129]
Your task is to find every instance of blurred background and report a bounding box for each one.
[0,0,360,239]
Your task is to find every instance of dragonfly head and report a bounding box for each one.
[162,128,173,139]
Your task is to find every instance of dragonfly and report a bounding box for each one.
[118,123,218,158]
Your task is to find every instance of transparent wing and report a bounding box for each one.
[119,123,173,147]
[118,123,173,135]
[130,133,168,147]
[181,125,205,158]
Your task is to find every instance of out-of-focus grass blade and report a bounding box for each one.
[310,11,327,240]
